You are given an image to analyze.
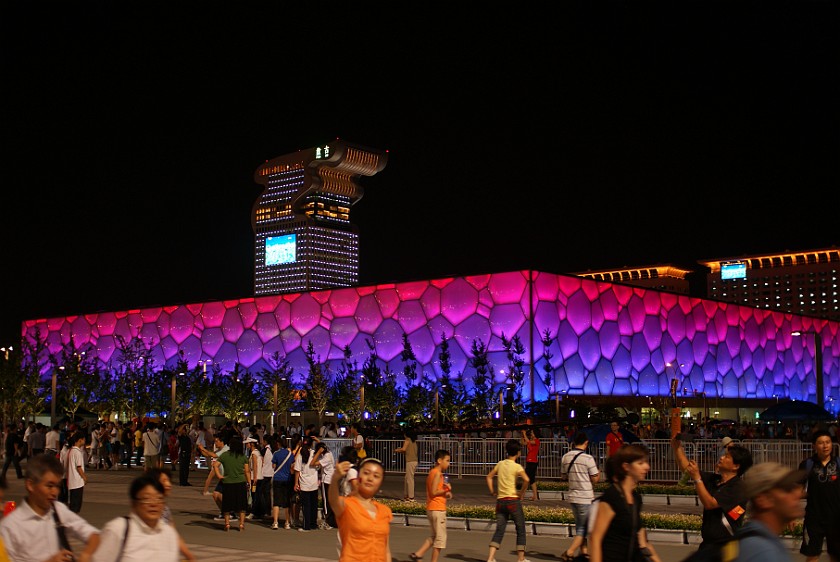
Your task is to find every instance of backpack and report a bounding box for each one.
[678,526,762,562]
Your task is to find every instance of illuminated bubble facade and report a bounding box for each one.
[22,270,840,412]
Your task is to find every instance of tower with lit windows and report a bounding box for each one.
[252,140,388,295]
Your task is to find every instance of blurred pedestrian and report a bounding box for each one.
[329,458,392,562]
[0,453,100,562]
[735,462,807,562]
[589,444,661,562]
[91,474,179,562]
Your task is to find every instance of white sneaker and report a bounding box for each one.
[284,522,291,530]
[271,522,279,530]
[245,513,254,520]
[213,514,225,521]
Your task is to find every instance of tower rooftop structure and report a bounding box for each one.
[252,139,387,295]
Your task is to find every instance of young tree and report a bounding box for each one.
[330,345,362,422]
[303,340,331,424]
[213,364,261,423]
[259,351,295,430]
[17,330,50,422]
[50,341,100,422]
[540,328,555,393]
[501,333,527,418]
[398,333,427,421]
[112,335,157,420]
[435,332,465,425]
[468,338,493,422]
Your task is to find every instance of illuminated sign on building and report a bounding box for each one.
[721,262,747,280]
[265,234,296,266]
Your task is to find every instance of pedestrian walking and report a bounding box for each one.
[485,438,530,562]
[589,444,661,562]
[0,453,100,562]
[408,449,452,562]
[560,432,600,561]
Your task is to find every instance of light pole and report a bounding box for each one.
[793,331,824,408]
[198,359,212,375]
[666,362,683,437]
[0,346,11,360]
[359,376,366,421]
[171,372,184,422]
[272,381,278,434]
[51,366,63,427]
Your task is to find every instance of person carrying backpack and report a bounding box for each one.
[672,434,753,550]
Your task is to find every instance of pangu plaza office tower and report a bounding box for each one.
[252,140,388,295]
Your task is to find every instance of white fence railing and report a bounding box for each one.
[319,437,833,483]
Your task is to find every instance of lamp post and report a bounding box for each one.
[198,359,212,375]
[272,381,278,434]
[793,330,824,408]
[51,366,63,427]
[666,362,683,438]
[359,376,366,421]
[171,372,184,422]
[0,346,11,360]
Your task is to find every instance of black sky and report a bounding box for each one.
[2,2,838,347]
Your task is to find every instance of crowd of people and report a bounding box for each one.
[0,416,837,562]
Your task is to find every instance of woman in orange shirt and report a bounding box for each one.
[329,457,392,562]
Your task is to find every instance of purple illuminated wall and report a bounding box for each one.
[22,270,840,412]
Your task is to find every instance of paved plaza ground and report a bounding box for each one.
[0,463,824,562]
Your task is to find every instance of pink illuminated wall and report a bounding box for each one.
[22,270,840,411]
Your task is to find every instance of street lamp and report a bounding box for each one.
[0,346,12,360]
[793,330,824,408]
[51,366,64,427]
[197,359,212,375]
[171,372,184,422]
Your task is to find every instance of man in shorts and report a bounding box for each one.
[408,449,452,562]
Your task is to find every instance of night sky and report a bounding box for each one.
[2,3,838,347]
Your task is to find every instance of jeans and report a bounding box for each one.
[571,502,591,536]
[490,497,526,552]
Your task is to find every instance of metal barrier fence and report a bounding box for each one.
[320,437,834,483]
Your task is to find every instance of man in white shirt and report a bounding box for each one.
[560,431,600,561]
[0,453,100,562]
[45,424,61,456]
[67,432,89,513]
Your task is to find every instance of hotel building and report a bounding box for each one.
[252,140,387,295]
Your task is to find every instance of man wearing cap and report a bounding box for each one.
[672,434,753,549]
[717,436,734,459]
[736,461,806,562]
[797,429,840,562]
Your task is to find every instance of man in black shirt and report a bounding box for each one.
[1,425,23,479]
[672,434,753,550]
[798,429,840,562]
[177,423,194,486]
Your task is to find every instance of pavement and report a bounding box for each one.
[0,463,823,562]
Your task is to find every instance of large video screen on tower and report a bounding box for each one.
[721,262,747,280]
[265,234,296,266]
